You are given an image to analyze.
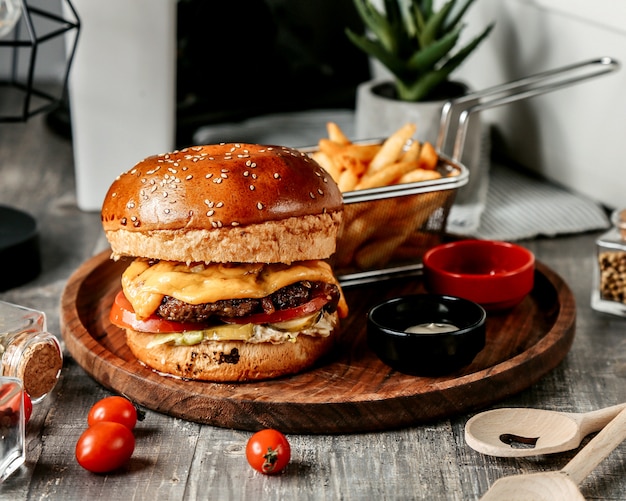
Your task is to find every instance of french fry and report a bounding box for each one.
[334,207,380,267]
[356,161,418,190]
[417,141,438,170]
[368,123,416,174]
[326,122,351,145]
[338,167,359,192]
[355,231,412,269]
[398,168,441,184]
[310,151,340,181]
[318,140,380,165]
[337,155,368,178]
[401,140,421,163]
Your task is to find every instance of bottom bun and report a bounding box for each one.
[125,323,338,382]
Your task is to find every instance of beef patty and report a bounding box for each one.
[156,281,340,323]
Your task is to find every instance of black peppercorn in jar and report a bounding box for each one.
[592,209,626,316]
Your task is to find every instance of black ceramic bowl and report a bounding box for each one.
[367,294,487,376]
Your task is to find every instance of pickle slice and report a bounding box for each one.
[146,323,254,348]
[268,311,322,332]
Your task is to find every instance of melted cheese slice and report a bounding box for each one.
[122,258,348,320]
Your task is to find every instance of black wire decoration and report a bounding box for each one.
[0,0,80,122]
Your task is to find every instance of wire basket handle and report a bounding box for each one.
[437,56,620,162]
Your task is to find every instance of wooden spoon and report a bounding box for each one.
[479,406,626,500]
[465,402,626,457]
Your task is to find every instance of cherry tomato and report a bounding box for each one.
[76,421,135,473]
[246,429,291,475]
[22,391,32,425]
[0,384,32,426]
[87,396,137,430]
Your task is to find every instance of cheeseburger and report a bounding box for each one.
[101,143,348,382]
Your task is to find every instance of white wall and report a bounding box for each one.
[452,0,626,208]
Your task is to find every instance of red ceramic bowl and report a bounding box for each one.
[422,240,535,311]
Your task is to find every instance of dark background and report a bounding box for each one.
[174,0,371,146]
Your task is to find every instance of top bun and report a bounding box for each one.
[101,143,343,264]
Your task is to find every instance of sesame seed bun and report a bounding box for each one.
[125,312,339,382]
[101,143,344,264]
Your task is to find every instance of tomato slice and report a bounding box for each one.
[110,291,208,333]
[222,295,329,325]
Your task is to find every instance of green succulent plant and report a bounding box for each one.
[346,0,494,102]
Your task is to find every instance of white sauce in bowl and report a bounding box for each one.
[405,322,459,334]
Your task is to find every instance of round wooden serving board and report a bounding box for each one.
[61,250,576,434]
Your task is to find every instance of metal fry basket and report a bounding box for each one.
[306,57,619,287]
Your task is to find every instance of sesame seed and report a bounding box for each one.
[205,173,213,179]
[127,202,135,209]
[213,177,223,184]
[164,208,170,214]
[112,192,117,198]
[216,202,224,208]
[186,175,193,180]
[243,171,250,177]
[207,210,215,216]
[274,173,281,179]
[232,222,240,226]
[309,192,315,199]
[318,188,324,195]
[249,185,255,191]
[220,173,228,179]
[257,202,264,210]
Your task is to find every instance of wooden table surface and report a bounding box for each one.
[1,114,625,500]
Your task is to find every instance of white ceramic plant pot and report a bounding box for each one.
[64,0,177,211]
[354,79,487,207]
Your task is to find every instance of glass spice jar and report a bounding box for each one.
[0,301,63,403]
[591,209,626,317]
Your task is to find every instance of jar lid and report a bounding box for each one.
[611,209,626,239]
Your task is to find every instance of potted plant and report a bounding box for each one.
[347,0,494,206]
[346,0,493,102]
